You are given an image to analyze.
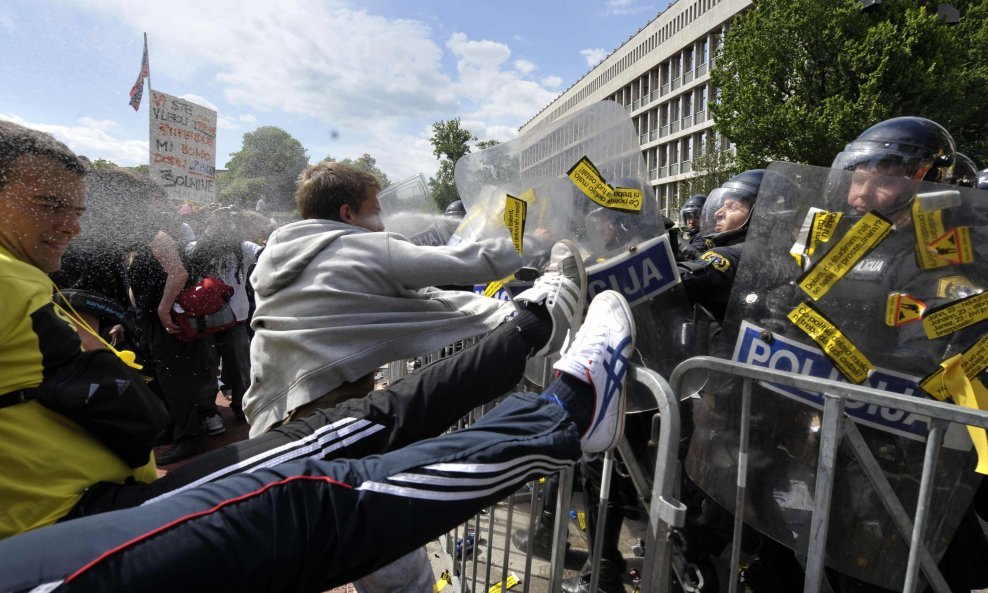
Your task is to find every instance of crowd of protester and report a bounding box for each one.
[51,165,277,464]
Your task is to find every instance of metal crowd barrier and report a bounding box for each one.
[406,343,676,593]
[641,356,988,593]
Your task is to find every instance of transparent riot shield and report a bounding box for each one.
[685,161,988,588]
[377,174,453,246]
[453,100,693,378]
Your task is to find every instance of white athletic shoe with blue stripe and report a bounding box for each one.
[552,290,635,454]
[513,239,587,358]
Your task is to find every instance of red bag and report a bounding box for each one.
[176,276,233,316]
[171,277,237,342]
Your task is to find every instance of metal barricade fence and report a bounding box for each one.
[414,350,677,593]
[641,356,988,593]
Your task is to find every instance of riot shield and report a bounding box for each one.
[685,161,988,588]
[377,174,453,246]
[453,100,692,378]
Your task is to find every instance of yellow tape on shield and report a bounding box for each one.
[788,301,874,383]
[567,156,642,213]
[797,211,892,300]
[503,194,527,256]
[920,354,988,474]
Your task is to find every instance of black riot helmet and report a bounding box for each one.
[698,169,764,247]
[681,194,706,229]
[946,153,979,188]
[831,116,955,183]
[979,168,988,191]
[444,200,466,219]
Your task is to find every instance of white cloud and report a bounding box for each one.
[0,113,148,166]
[216,114,240,130]
[179,93,219,112]
[580,48,608,67]
[540,75,563,88]
[514,59,537,75]
[68,1,564,181]
[605,0,653,15]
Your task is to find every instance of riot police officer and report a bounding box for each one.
[946,152,980,188]
[825,117,988,592]
[680,194,706,242]
[677,170,764,322]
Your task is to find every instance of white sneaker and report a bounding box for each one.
[202,413,226,436]
[513,240,587,358]
[553,290,635,453]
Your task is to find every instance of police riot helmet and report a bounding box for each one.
[444,200,466,218]
[979,168,988,191]
[831,116,955,183]
[945,153,979,188]
[698,169,764,246]
[681,194,706,228]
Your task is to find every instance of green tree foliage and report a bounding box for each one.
[220,126,309,209]
[89,158,118,170]
[475,139,501,150]
[680,135,738,200]
[711,0,988,170]
[428,118,476,210]
[322,153,392,188]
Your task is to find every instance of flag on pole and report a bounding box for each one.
[129,35,150,111]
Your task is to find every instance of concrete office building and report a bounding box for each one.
[520,0,751,216]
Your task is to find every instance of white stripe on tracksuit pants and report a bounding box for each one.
[2,391,583,593]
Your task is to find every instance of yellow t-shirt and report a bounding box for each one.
[0,246,157,538]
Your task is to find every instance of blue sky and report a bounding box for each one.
[0,0,671,181]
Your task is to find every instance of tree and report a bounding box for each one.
[428,118,476,210]
[680,134,738,201]
[475,139,501,150]
[322,153,392,188]
[89,158,118,170]
[220,126,309,209]
[710,0,988,170]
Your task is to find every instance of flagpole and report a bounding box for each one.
[144,32,152,172]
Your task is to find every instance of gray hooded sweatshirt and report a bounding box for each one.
[243,219,522,436]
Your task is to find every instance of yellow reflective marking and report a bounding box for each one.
[884,293,926,327]
[788,302,874,383]
[920,355,988,474]
[797,211,892,301]
[912,199,947,270]
[927,227,973,265]
[483,281,505,298]
[566,156,642,212]
[487,574,520,593]
[922,290,988,339]
[503,194,527,256]
[576,510,587,531]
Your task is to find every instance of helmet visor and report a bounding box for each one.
[831,144,933,180]
[699,187,754,238]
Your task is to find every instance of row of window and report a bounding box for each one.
[524,0,740,130]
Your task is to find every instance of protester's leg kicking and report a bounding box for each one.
[70,241,590,511]
[0,390,581,593]
[0,290,632,593]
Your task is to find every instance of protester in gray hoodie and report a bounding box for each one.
[243,162,547,437]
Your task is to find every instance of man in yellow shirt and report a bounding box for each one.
[0,121,158,537]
